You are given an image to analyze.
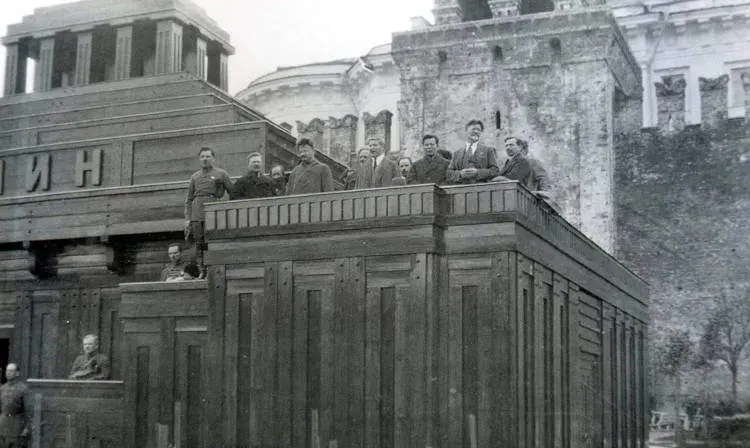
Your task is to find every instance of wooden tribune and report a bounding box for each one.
[27,379,124,448]
[193,181,649,448]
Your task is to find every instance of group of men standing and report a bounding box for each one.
[346,119,551,192]
[182,118,552,277]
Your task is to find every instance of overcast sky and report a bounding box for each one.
[0,0,434,95]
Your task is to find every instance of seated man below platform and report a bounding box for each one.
[69,335,110,381]
[392,156,412,185]
[447,119,500,184]
[0,363,28,448]
[160,244,197,282]
[407,134,450,185]
[230,152,275,200]
[286,139,334,195]
[270,164,288,196]
[492,136,561,213]
[185,147,234,278]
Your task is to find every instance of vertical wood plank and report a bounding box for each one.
[380,287,396,448]
[223,289,240,446]
[553,275,567,448]
[276,261,294,447]
[334,258,351,442]
[237,292,253,445]
[409,254,427,446]
[461,284,479,448]
[159,317,175,427]
[533,263,550,448]
[261,262,278,447]
[504,252,518,448]
[292,286,310,448]
[446,263,463,448]
[424,253,440,448]
[601,303,614,448]
[492,252,514,446]
[477,273,494,448]
[120,141,134,186]
[516,255,529,448]
[349,257,366,447]
[436,255,449,448]
[206,264,226,443]
[318,283,335,447]
[364,283,381,448]
[639,325,648,448]
[55,291,70,378]
[32,393,41,448]
[90,289,101,341]
[568,283,582,447]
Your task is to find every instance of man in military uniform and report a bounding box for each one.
[230,152,275,200]
[407,134,450,185]
[160,244,194,282]
[0,364,28,448]
[69,334,110,380]
[286,139,333,194]
[185,147,233,278]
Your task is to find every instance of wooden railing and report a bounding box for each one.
[442,182,646,300]
[205,184,445,232]
[205,181,646,300]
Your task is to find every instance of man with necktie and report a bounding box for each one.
[447,119,500,184]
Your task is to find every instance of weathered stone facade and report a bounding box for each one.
[391,8,640,252]
[614,82,750,335]
[296,115,359,166]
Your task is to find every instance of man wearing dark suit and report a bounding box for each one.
[407,134,451,185]
[447,120,500,184]
[494,136,551,193]
[230,152,275,200]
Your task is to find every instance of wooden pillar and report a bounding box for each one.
[4,43,27,96]
[74,32,92,86]
[185,36,207,80]
[114,26,133,81]
[155,20,183,75]
[35,37,55,92]
[219,52,228,91]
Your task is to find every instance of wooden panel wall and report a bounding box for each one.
[28,379,125,448]
[10,285,122,380]
[120,283,209,448]
[211,249,648,448]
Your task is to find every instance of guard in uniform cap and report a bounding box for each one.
[185,147,233,278]
[0,363,29,448]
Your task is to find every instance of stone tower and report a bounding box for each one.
[393,2,641,252]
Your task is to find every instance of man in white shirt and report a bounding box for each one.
[447,119,500,184]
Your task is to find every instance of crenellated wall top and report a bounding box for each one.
[3,0,233,53]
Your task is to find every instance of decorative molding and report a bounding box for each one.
[328,115,358,129]
[296,118,326,134]
[654,75,686,97]
[363,110,393,126]
[698,74,729,91]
